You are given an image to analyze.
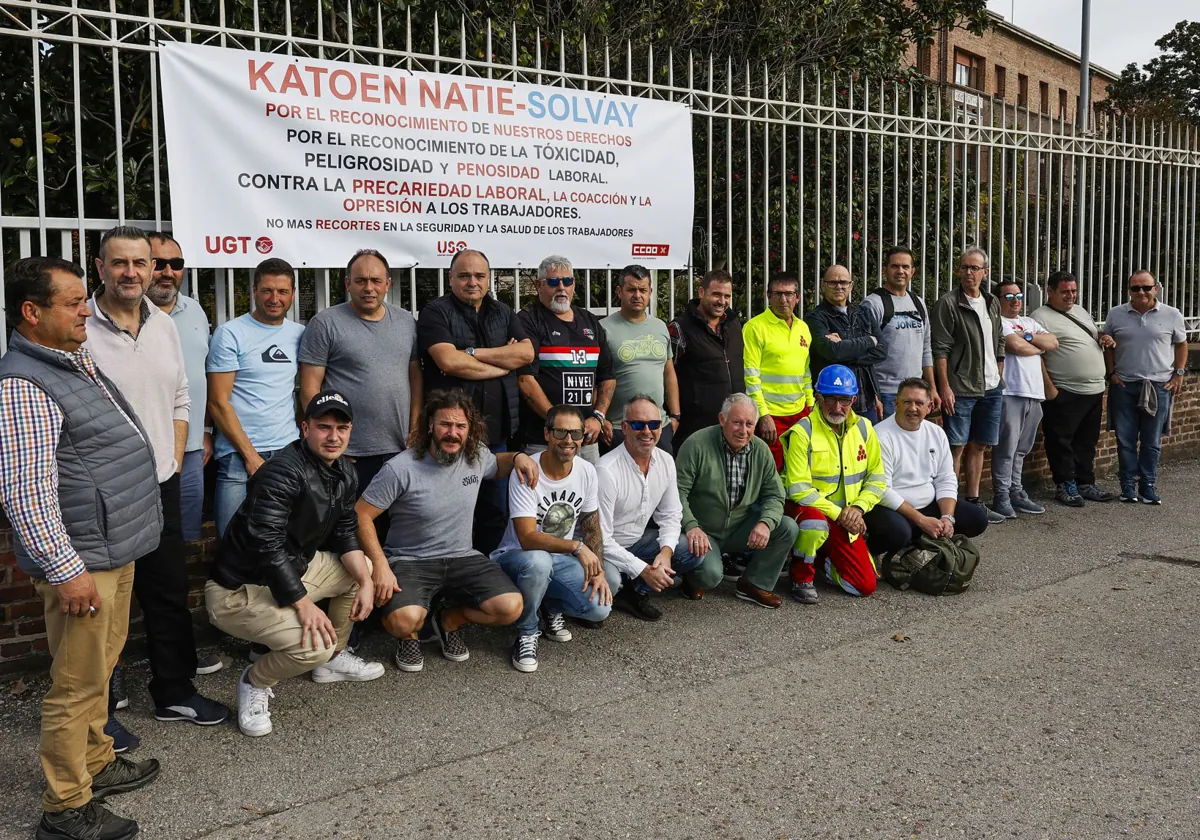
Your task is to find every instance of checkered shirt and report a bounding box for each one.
[723,436,750,508]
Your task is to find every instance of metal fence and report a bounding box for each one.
[2,0,1199,350]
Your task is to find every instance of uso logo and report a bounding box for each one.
[437,240,467,256]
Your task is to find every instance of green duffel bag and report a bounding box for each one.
[881,533,980,595]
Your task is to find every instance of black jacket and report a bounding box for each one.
[667,299,745,448]
[211,440,360,607]
[804,301,888,413]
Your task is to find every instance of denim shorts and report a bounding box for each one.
[942,385,1003,447]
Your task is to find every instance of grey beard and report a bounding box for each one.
[146,284,179,307]
[549,298,571,315]
[432,443,462,465]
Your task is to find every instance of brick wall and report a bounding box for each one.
[3,353,1199,675]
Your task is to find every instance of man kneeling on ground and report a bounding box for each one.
[491,405,617,672]
[865,377,989,556]
[673,393,799,608]
[205,391,384,738]
[355,389,537,672]
[781,365,888,603]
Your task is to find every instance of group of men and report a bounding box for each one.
[0,229,1188,840]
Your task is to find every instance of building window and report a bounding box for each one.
[1017,74,1029,108]
[994,66,1007,99]
[1040,81,1050,113]
[1059,88,1068,119]
[954,49,984,91]
[916,44,933,77]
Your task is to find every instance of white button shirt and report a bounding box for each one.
[596,444,683,578]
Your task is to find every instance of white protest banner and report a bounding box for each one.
[158,42,694,269]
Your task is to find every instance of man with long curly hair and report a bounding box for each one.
[354,389,540,671]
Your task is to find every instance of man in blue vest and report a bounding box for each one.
[0,257,162,840]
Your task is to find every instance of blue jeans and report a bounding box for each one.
[473,442,510,556]
[880,392,897,419]
[215,449,279,537]
[494,549,620,635]
[179,449,205,542]
[1109,381,1172,488]
[942,385,1004,448]
[609,528,703,595]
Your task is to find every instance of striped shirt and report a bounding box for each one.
[0,346,142,584]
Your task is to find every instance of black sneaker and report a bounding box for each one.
[1077,483,1115,502]
[541,610,572,643]
[154,693,230,725]
[569,617,606,630]
[431,610,470,662]
[91,755,161,801]
[1120,484,1139,503]
[37,801,137,840]
[612,586,662,622]
[195,653,224,676]
[393,639,424,673]
[1139,484,1163,505]
[511,634,539,673]
[103,716,138,754]
[109,664,128,711]
[721,553,746,582]
[1054,482,1085,508]
[247,643,269,663]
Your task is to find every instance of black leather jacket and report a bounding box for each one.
[210,439,360,607]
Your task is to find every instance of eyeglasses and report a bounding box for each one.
[548,427,584,441]
[624,419,662,431]
[1002,293,1024,301]
[824,280,851,288]
[960,264,987,273]
[768,290,798,299]
[153,257,185,272]
[545,276,575,287]
[821,395,855,407]
[1130,284,1155,293]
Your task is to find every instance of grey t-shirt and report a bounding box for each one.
[1102,302,1187,384]
[361,447,498,560]
[862,291,933,393]
[1030,304,1107,395]
[299,302,418,457]
[601,312,670,422]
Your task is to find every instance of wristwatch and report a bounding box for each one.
[668,413,681,421]
[592,409,607,424]
[571,541,584,557]
[1174,368,1187,377]
[940,514,956,524]
[1023,332,1034,342]
[465,346,476,356]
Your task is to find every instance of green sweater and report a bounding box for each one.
[675,425,786,540]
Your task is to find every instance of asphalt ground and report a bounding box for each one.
[1,461,1198,839]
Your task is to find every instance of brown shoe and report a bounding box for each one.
[734,577,782,609]
[681,580,704,601]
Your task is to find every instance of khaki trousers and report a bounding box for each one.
[35,563,135,812]
[205,551,363,688]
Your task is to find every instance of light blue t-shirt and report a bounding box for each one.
[168,294,211,453]
[206,313,305,459]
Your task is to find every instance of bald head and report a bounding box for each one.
[821,264,852,307]
[448,249,491,309]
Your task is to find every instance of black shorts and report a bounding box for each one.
[379,554,519,616]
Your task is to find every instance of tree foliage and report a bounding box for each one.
[1098,20,1200,125]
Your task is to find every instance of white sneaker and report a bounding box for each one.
[237,666,274,737]
[311,650,386,683]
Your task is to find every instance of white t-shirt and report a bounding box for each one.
[874,415,958,511]
[967,294,1001,391]
[492,451,598,557]
[1001,316,1048,400]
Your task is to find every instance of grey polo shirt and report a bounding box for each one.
[1102,302,1186,383]
[167,294,211,453]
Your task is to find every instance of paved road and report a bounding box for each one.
[2,463,1198,839]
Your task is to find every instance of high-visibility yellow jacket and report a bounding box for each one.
[742,309,814,417]
[780,408,887,562]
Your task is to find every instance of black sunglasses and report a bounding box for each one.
[1130,285,1155,293]
[546,277,575,287]
[625,419,662,431]
[1002,293,1024,301]
[548,427,584,441]
[153,257,185,272]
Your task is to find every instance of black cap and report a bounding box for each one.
[305,390,353,421]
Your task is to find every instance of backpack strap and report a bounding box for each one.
[871,287,925,328]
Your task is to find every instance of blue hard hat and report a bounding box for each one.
[815,364,859,397]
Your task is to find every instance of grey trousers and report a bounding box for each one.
[992,395,1043,497]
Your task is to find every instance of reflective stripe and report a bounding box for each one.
[743,367,761,377]
[797,418,813,436]
[856,418,869,438]
[842,470,867,485]
[761,373,808,384]
[798,520,830,532]
[763,389,806,402]
[746,384,762,394]
[812,473,842,484]
[791,490,821,505]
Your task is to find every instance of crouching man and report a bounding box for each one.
[781,365,888,603]
[205,391,384,738]
[673,393,798,608]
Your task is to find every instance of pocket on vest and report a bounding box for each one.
[95,490,108,540]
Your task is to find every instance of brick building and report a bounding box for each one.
[908,12,1120,126]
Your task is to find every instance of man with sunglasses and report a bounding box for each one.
[931,247,1007,525]
[805,264,887,421]
[743,273,814,471]
[597,395,696,622]
[1102,271,1188,504]
[492,405,616,671]
[147,233,213,548]
[991,281,1058,518]
[517,255,616,464]
[781,365,888,604]
[1031,271,1118,507]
